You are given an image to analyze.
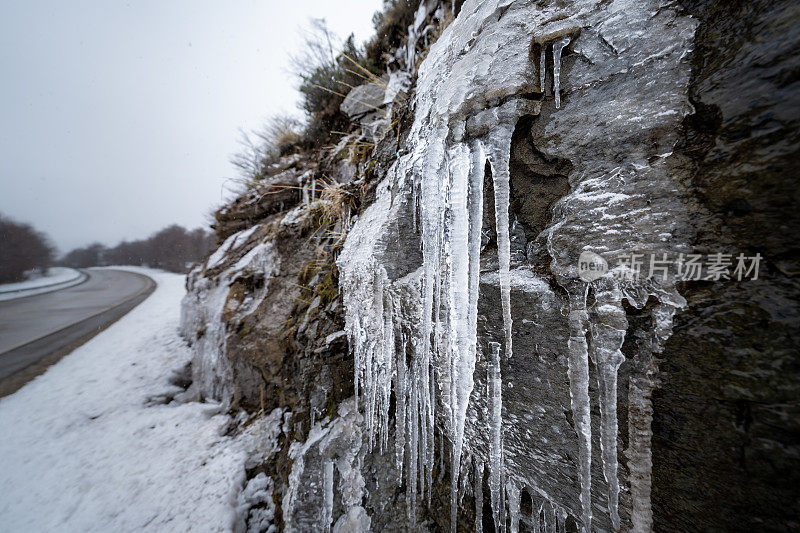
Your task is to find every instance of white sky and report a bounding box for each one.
[0,0,382,253]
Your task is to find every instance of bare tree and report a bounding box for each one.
[0,214,55,283]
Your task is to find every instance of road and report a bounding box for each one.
[0,269,155,396]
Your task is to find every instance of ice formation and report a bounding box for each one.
[506,479,521,533]
[474,458,484,533]
[589,279,628,530]
[181,229,277,407]
[323,459,334,533]
[283,399,369,532]
[487,342,505,532]
[566,288,593,530]
[552,36,571,109]
[336,0,696,530]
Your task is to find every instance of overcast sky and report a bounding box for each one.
[0,0,381,253]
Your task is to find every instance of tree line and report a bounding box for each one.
[60,225,215,273]
[1,213,217,283]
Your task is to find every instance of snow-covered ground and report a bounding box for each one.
[0,267,274,532]
[0,267,85,302]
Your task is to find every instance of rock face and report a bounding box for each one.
[181,0,799,531]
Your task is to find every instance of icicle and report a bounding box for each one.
[567,288,592,532]
[302,181,310,206]
[532,500,542,533]
[446,143,476,533]
[557,506,567,533]
[589,280,627,531]
[487,341,505,532]
[553,36,571,109]
[438,428,446,483]
[539,45,547,95]
[487,132,514,360]
[311,177,317,202]
[507,479,521,533]
[627,375,654,533]
[416,132,447,510]
[323,459,334,533]
[475,459,484,533]
[467,141,485,367]
[381,284,395,454]
[408,365,419,521]
[395,334,407,476]
[625,302,678,533]
[541,501,549,533]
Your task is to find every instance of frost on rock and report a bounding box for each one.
[180,227,278,408]
[283,399,369,533]
[239,473,277,533]
[235,408,287,533]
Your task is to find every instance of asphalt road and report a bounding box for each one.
[0,269,155,396]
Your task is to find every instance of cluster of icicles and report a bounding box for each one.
[344,117,520,530]
[342,13,665,533]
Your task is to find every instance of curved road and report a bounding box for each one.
[0,269,155,396]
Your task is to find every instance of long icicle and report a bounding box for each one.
[447,143,475,532]
[418,133,446,512]
[488,341,505,532]
[567,287,592,532]
[627,303,678,532]
[396,333,407,478]
[589,279,627,530]
[475,458,484,533]
[488,131,514,360]
[627,375,655,533]
[507,479,521,533]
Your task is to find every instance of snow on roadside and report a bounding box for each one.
[0,267,85,301]
[0,267,274,532]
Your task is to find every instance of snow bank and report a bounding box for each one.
[0,268,262,532]
[0,267,85,302]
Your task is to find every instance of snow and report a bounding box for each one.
[205,225,259,270]
[0,268,263,532]
[0,267,84,302]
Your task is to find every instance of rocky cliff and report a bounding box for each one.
[180,1,800,531]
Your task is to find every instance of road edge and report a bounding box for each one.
[0,270,157,398]
[0,269,89,302]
